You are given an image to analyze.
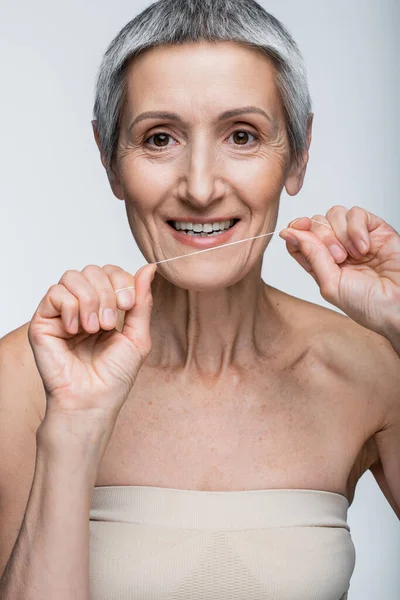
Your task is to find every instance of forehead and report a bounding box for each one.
[123,40,284,124]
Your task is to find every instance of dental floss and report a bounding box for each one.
[114,218,331,294]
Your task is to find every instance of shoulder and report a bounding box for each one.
[270,286,399,432]
[310,304,397,388]
[0,321,46,425]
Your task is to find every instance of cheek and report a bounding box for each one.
[119,157,175,212]
[228,158,285,210]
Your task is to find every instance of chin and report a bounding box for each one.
[157,263,249,292]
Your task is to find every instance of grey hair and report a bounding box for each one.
[93,0,312,171]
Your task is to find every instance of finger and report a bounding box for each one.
[279,228,341,301]
[308,213,348,263]
[81,265,118,331]
[288,215,335,230]
[284,241,317,278]
[35,284,80,336]
[345,206,371,255]
[288,216,312,230]
[288,208,364,261]
[58,269,101,334]
[282,215,348,265]
[121,264,157,353]
[102,264,136,311]
[325,205,363,259]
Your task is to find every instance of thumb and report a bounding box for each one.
[121,263,157,354]
[280,228,341,300]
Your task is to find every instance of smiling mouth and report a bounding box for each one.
[167,218,240,237]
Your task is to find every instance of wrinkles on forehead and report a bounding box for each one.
[119,40,286,137]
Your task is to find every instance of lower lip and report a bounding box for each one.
[166,221,240,248]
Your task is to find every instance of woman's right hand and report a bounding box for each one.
[28,263,157,428]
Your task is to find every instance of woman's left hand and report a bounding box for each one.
[279,205,400,348]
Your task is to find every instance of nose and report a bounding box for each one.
[177,133,226,209]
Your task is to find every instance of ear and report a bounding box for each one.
[284,113,313,196]
[91,120,124,201]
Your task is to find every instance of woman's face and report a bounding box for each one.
[105,40,309,290]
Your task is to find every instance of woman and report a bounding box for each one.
[0,0,399,598]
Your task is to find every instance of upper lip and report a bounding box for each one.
[167,217,239,223]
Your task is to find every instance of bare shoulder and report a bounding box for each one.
[0,321,46,423]
[270,286,399,433]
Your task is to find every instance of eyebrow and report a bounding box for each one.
[128,106,273,132]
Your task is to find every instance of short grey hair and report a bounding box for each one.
[93,0,312,171]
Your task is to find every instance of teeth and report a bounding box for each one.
[173,219,234,232]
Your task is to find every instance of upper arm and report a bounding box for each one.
[323,318,400,519]
[368,337,400,520]
[0,323,46,578]
[371,413,400,520]
[370,449,400,519]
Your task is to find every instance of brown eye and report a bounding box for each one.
[151,133,170,147]
[229,130,257,147]
[233,131,249,144]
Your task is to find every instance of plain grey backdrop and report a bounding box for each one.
[1,0,399,597]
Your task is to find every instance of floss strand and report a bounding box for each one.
[114,218,331,293]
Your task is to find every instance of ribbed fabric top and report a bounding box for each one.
[90,485,350,530]
[89,486,355,600]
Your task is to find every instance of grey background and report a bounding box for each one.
[1,0,399,597]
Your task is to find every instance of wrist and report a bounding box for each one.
[37,410,114,469]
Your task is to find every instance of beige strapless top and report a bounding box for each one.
[89,486,355,599]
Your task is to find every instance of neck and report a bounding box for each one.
[146,258,282,380]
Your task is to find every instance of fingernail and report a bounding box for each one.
[102,308,116,327]
[348,241,362,259]
[117,290,133,308]
[289,217,303,227]
[284,234,299,246]
[329,244,346,262]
